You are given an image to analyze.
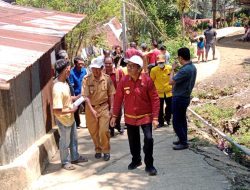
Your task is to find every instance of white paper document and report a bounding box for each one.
[72,96,85,108]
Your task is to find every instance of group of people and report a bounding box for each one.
[52,41,197,176]
[196,24,217,63]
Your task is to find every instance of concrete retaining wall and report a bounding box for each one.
[0,129,58,190]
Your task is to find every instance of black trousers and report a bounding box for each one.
[159,95,172,125]
[74,106,80,126]
[126,123,154,167]
[172,96,190,145]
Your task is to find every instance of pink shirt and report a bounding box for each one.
[148,48,160,64]
[125,47,142,59]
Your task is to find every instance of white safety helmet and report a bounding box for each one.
[127,55,143,67]
[90,57,104,68]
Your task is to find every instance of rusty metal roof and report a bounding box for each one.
[0,1,85,88]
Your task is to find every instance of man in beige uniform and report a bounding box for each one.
[82,57,116,161]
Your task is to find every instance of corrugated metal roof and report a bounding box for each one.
[0,1,85,86]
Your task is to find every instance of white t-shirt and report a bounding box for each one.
[165,52,170,64]
[53,80,74,127]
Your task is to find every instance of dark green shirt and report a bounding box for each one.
[173,62,197,97]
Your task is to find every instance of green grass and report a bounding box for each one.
[194,119,203,128]
[191,90,207,99]
[194,104,235,126]
[234,118,250,148]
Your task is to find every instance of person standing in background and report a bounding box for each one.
[159,45,170,64]
[140,43,149,74]
[197,37,205,64]
[169,48,197,150]
[69,56,87,129]
[104,56,124,137]
[150,54,172,128]
[204,24,217,62]
[147,40,161,73]
[125,42,142,59]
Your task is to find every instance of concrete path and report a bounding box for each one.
[32,124,230,190]
[31,27,245,190]
[193,27,244,82]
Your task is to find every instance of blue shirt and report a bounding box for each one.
[173,62,197,97]
[197,41,204,49]
[69,67,87,96]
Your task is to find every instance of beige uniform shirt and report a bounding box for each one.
[82,73,116,106]
[53,80,74,127]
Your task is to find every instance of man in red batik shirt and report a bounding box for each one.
[104,56,124,137]
[110,55,160,176]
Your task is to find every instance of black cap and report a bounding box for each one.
[55,59,70,75]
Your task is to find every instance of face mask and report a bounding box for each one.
[158,63,165,68]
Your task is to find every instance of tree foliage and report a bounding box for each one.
[17,0,194,60]
[129,0,181,41]
[16,0,121,59]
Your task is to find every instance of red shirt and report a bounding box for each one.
[125,47,142,59]
[113,73,160,126]
[148,48,160,64]
[108,68,123,89]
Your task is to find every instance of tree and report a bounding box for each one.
[16,0,121,59]
[176,0,190,36]
[212,0,217,28]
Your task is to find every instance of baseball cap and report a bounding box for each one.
[55,59,70,74]
[157,54,166,63]
[90,57,104,68]
[127,55,143,67]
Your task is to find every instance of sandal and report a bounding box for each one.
[71,155,88,164]
[63,163,75,170]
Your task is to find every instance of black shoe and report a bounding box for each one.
[128,162,142,170]
[166,121,170,126]
[157,124,164,128]
[173,144,189,150]
[95,153,102,159]
[71,155,88,164]
[172,140,180,145]
[103,153,110,161]
[118,128,124,135]
[145,166,157,176]
[110,129,115,137]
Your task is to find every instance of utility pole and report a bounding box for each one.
[121,0,127,53]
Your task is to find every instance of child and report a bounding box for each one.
[197,37,205,63]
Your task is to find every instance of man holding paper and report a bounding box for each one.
[53,59,88,170]
[82,57,116,161]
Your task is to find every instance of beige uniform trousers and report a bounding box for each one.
[85,104,110,153]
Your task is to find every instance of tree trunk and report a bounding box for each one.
[212,0,217,28]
